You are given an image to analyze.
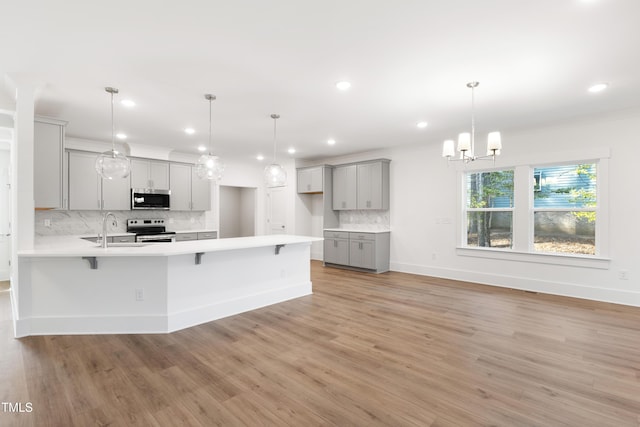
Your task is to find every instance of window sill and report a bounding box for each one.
[456,247,610,270]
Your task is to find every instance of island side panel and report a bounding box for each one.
[166,242,313,332]
[16,256,170,336]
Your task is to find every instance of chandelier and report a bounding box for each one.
[196,94,225,180]
[442,82,502,163]
[264,114,287,187]
[95,87,131,179]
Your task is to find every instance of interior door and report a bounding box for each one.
[0,149,10,281]
[267,186,287,234]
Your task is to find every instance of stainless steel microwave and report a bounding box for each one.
[131,188,170,210]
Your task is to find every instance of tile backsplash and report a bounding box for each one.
[338,210,390,231]
[35,210,206,236]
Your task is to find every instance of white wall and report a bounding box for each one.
[303,109,640,307]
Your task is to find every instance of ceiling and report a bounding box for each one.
[2,0,639,161]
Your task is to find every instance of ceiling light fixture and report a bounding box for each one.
[197,145,207,152]
[442,82,502,163]
[116,133,127,140]
[588,82,609,93]
[256,155,264,161]
[195,94,225,181]
[336,81,351,91]
[95,87,131,180]
[185,127,195,135]
[327,139,336,145]
[120,99,135,108]
[417,121,428,129]
[264,114,287,187]
[288,147,296,154]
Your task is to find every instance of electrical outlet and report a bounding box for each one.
[44,219,51,227]
[135,289,144,301]
[619,270,629,280]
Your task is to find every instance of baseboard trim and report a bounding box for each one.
[390,261,640,308]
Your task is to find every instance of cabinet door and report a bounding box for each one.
[349,240,376,269]
[34,121,64,208]
[324,238,349,265]
[150,162,170,190]
[102,175,130,210]
[191,167,211,211]
[332,165,357,210]
[357,162,382,209]
[130,159,151,189]
[68,151,101,210]
[297,169,311,194]
[169,163,191,211]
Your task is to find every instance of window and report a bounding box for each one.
[465,170,514,248]
[533,164,596,255]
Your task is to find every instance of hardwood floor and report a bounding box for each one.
[2,261,640,426]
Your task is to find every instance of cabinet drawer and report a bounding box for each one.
[324,231,349,239]
[111,235,135,243]
[175,232,198,242]
[197,231,218,240]
[349,232,376,241]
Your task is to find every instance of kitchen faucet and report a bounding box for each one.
[100,212,117,248]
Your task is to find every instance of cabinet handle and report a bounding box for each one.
[307,184,310,190]
[334,240,337,248]
[367,200,371,208]
[342,201,346,208]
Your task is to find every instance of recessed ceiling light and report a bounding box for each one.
[185,128,195,135]
[588,83,609,93]
[256,154,264,161]
[336,81,351,91]
[327,139,336,145]
[288,147,296,154]
[417,121,428,129]
[120,99,135,108]
[115,133,127,140]
[197,145,207,152]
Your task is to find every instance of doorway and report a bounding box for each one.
[0,141,11,283]
[219,185,256,238]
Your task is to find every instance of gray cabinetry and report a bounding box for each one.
[332,165,357,210]
[175,232,198,242]
[34,118,67,209]
[323,230,390,273]
[323,231,350,265]
[197,231,217,240]
[68,151,129,210]
[131,159,169,190]
[357,160,390,210]
[297,166,324,193]
[170,163,211,211]
[332,159,389,210]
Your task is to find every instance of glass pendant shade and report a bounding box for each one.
[264,113,287,187]
[198,93,224,181]
[96,87,131,180]
[95,150,131,180]
[196,154,225,180]
[264,163,287,187]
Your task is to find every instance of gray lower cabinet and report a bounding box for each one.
[323,231,390,273]
[175,232,198,242]
[175,231,217,241]
[323,231,350,265]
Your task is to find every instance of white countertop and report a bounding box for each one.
[21,234,322,258]
[324,228,390,234]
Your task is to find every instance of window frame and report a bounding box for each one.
[456,147,610,269]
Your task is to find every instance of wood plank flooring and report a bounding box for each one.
[2,262,640,426]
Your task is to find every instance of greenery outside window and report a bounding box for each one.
[465,170,514,248]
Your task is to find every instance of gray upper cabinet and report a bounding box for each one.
[332,164,357,210]
[191,167,211,211]
[34,118,67,209]
[357,160,390,210]
[130,159,169,190]
[170,163,210,211]
[297,166,324,193]
[68,151,129,210]
[332,159,390,210]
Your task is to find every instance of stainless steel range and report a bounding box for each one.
[127,219,176,243]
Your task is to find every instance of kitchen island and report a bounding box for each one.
[15,235,321,337]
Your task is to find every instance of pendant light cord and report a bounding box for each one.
[470,84,475,156]
[273,117,277,162]
[208,97,212,156]
[110,90,115,154]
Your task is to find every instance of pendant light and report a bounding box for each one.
[264,114,287,187]
[196,94,225,180]
[442,81,502,163]
[95,87,131,179]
